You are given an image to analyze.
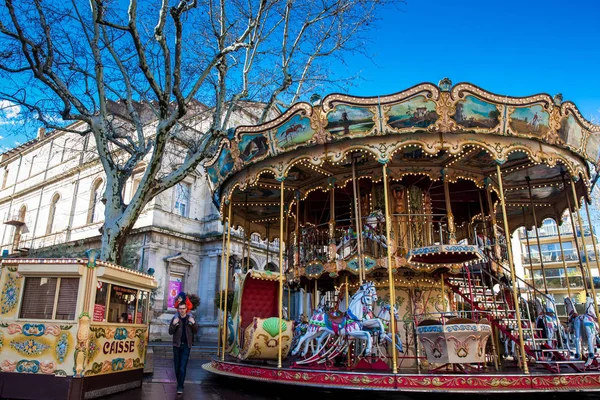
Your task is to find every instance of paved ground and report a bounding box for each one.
[103,344,600,400]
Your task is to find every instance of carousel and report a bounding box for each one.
[202,79,600,392]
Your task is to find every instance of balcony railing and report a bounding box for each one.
[522,248,597,264]
[520,222,594,239]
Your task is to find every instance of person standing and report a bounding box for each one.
[169,299,199,394]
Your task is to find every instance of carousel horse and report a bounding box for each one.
[292,281,378,357]
[362,210,388,249]
[565,296,599,366]
[535,294,560,348]
[370,303,404,353]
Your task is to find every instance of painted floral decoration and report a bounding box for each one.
[87,338,99,361]
[11,339,50,356]
[55,333,69,363]
[114,327,128,340]
[22,324,46,337]
[16,359,40,373]
[1,274,19,314]
[111,357,125,371]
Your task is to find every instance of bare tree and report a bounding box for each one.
[0,0,394,264]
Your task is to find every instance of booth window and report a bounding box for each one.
[20,277,79,320]
[136,290,149,324]
[108,284,137,323]
[93,281,109,322]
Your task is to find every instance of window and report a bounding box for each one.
[107,284,137,324]
[93,281,146,324]
[19,277,79,320]
[88,178,104,223]
[46,193,60,234]
[136,291,149,324]
[173,182,191,217]
[12,205,26,251]
[93,281,109,322]
[28,155,37,177]
[2,168,8,189]
[61,138,69,162]
[167,273,184,308]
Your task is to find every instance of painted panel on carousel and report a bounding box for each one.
[1,267,22,316]
[559,115,585,150]
[237,133,270,163]
[386,95,438,130]
[84,326,147,376]
[453,96,500,129]
[273,114,315,150]
[585,132,600,165]
[206,147,234,187]
[0,322,76,376]
[325,104,376,137]
[508,105,550,137]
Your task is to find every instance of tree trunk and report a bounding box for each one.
[100,221,128,265]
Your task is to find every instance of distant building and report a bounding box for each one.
[0,101,279,340]
[515,216,599,316]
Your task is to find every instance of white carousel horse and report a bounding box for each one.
[369,303,404,353]
[292,281,378,357]
[534,294,560,348]
[363,210,388,249]
[565,296,599,366]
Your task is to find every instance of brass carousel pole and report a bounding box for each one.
[295,192,300,271]
[485,181,501,265]
[217,215,227,357]
[221,199,233,361]
[570,176,600,317]
[522,207,537,295]
[562,171,590,295]
[382,162,398,373]
[345,275,349,309]
[496,164,529,374]
[526,176,548,294]
[278,179,285,368]
[555,216,572,299]
[352,155,364,283]
[583,194,600,283]
[329,178,336,263]
[442,169,457,244]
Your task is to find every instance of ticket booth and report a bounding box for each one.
[0,256,157,399]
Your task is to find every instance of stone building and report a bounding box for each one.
[0,102,279,341]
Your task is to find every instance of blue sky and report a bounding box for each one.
[0,0,598,149]
[333,0,600,120]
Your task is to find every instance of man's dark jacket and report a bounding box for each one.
[168,313,199,347]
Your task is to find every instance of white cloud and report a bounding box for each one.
[0,100,21,125]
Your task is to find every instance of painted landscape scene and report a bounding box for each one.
[453,95,500,129]
[207,148,234,185]
[509,105,550,136]
[274,114,315,149]
[325,104,375,136]
[238,133,269,162]
[586,132,600,164]
[387,95,438,129]
[558,115,584,149]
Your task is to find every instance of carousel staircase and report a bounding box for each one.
[444,264,583,373]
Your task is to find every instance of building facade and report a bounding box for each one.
[0,104,279,341]
[516,216,598,316]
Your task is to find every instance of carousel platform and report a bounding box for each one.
[203,357,600,393]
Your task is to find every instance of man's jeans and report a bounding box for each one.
[173,344,191,389]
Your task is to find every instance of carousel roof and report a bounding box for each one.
[205,79,599,238]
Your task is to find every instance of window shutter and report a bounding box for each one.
[20,277,57,319]
[55,278,79,320]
